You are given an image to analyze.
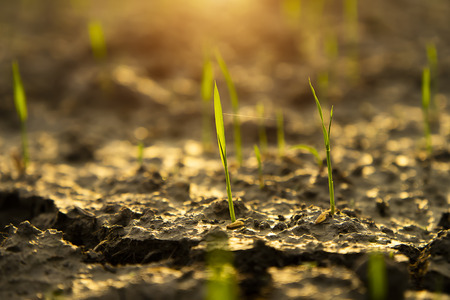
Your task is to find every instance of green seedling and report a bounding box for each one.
[276,109,285,158]
[254,145,264,189]
[214,82,236,223]
[291,144,322,168]
[256,103,268,155]
[12,60,29,173]
[201,52,215,152]
[422,66,432,155]
[215,49,242,166]
[134,127,148,168]
[426,43,438,101]
[309,78,335,215]
[88,20,107,61]
[368,252,387,300]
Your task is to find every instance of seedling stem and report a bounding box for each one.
[12,60,29,172]
[214,82,236,223]
[309,78,335,215]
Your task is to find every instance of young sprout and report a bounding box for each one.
[276,109,285,158]
[422,66,432,155]
[215,49,242,167]
[426,42,438,102]
[12,60,29,173]
[291,144,323,168]
[214,82,236,223]
[368,252,387,300]
[134,127,148,168]
[201,52,215,152]
[309,78,335,215]
[88,20,107,61]
[256,103,268,155]
[254,145,264,189]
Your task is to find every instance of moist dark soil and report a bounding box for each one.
[1,1,449,299]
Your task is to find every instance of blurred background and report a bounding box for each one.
[1,0,449,147]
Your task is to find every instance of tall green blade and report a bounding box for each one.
[214,82,236,222]
[291,144,322,168]
[88,20,107,60]
[201,58,214,102]
[12,61,27,122]
[215,49,242,166]
[309,78,328,145]
[214,83,227,165]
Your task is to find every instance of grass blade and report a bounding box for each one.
[88,20,107,61]
[291,144,322,168]
[422,66,432,154]
[215,49,242,166]
[309,78,335,215]
[254,144,264,189]
[12,60,29,171]
[214,82,236,223]
[12,61,27,122]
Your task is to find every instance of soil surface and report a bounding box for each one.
[1,1,450,299]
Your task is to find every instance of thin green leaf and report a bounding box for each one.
[201,58,214,102]
[214,82,227,165]
[215,49,239,112]
[12,61,27,122]
[291,144,323,168]
[422,67,430,111]
[88,21,107,60]
[309,78,328,144]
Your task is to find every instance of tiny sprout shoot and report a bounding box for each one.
[254,145,264,189]
[309,78,335,215]
[88,20,107,61]
[12,60,29,172]
[215,49,242,166]
[134,127,148,168]
[426,43,438,101]
[256,103,268,155]
[276,109,285,158]
[422,66,432,155]
[201,53,214,152]
[214,82,236,223]
[368,252,387,300]
[291,144,323,168]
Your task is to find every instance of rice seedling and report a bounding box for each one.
[201,51,215,152]
[426,43,439,122]
[368,252,387,300]
[88,20,107,61]
[12,60,29,173]
[254,145,264,189]
[422,66,432,155]
[276,109,285,158]
[291,144,323,168]
[134,127,148,168]
[426,42,438,100]
[215,49,242,167]
[214,82,236,223]
[256,103,268,155]
[309,78,335,215]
